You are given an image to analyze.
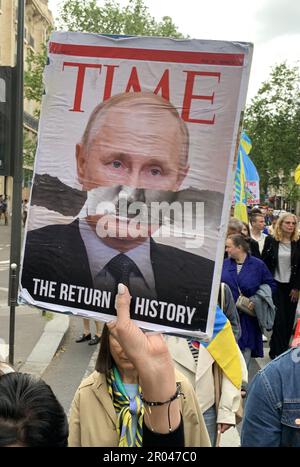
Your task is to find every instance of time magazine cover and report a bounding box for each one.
[19,32,252,339]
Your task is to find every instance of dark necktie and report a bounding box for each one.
[106,253,141,289]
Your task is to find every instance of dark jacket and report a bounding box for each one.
[21,219,214,332]
[262,236,300,289]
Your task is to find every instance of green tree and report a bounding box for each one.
[58,0,184,38]
[244,63,300,200]
[24,0,184,113]
[23,130,37,167]
[24,44,48,117]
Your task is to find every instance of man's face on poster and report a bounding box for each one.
[76,96,189,249]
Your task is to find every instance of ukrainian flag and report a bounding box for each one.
[202,306,242,389]
[234,131,252,223]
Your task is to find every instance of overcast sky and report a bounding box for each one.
[47,0,300,103]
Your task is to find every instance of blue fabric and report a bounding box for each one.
[241,348,300,447]
[123,383,139,441]
[239,313,263,357]
[203,404,217,446]
[243,152,259,181]
[221,255,276,357]
[221,255,276,303]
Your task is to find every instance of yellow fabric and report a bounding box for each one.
[234,135,249,223]
[206,320,242,389]
[295,164,300,185]
[240,136,252,155]
[106,367,143,447]
[234,201,248,223]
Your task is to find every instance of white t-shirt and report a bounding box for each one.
[274,242,291,283]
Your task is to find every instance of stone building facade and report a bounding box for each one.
[0,0,53,210]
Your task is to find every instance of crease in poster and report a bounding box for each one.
[19,32,253,339]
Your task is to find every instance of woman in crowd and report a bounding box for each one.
[227,218,260,259]
[68,284,210,447]
[221,234,276,381]
[262,213,300,359]
[1,285,205,447]
[166,302,246,447]
[241,221,251,239]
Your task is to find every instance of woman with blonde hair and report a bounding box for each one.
[263,213,300,359]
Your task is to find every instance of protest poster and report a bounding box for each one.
[20,32,252,339]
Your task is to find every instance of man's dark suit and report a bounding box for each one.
[21,219,214,332]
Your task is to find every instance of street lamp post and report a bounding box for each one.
[8,0,24,365]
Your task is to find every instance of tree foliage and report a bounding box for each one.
[24,44,48,117]
[23,130,37,167]
[58,0,184,38]
[23,1,184,167]
[244,63,300,199]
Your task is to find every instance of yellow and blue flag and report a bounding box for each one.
[234,131,252,223]
[202,306,242,389]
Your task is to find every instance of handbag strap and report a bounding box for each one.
[235,277,243,296]
[235,266,244,296]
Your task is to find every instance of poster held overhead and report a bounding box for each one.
[20,32,253,339]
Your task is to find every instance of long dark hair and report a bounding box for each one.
[95,324,114,374]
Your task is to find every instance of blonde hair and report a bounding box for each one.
[274,213,299,242]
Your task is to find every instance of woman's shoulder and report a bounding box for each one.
[247,255,265,267]
[77,370,105,391]
[264,235,278,248]
[222,257,233,268]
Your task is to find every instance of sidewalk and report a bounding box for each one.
[0,303,69,376]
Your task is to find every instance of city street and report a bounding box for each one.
[0,223,271,447]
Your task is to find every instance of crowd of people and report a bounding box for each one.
[1,208,300,447]
[0,197,30,227]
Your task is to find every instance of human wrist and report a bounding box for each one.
[139,370,177,402]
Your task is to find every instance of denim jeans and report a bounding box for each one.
[241,348,300,447]
[203,404,217,447]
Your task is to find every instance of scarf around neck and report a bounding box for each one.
[107,366,144,447]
